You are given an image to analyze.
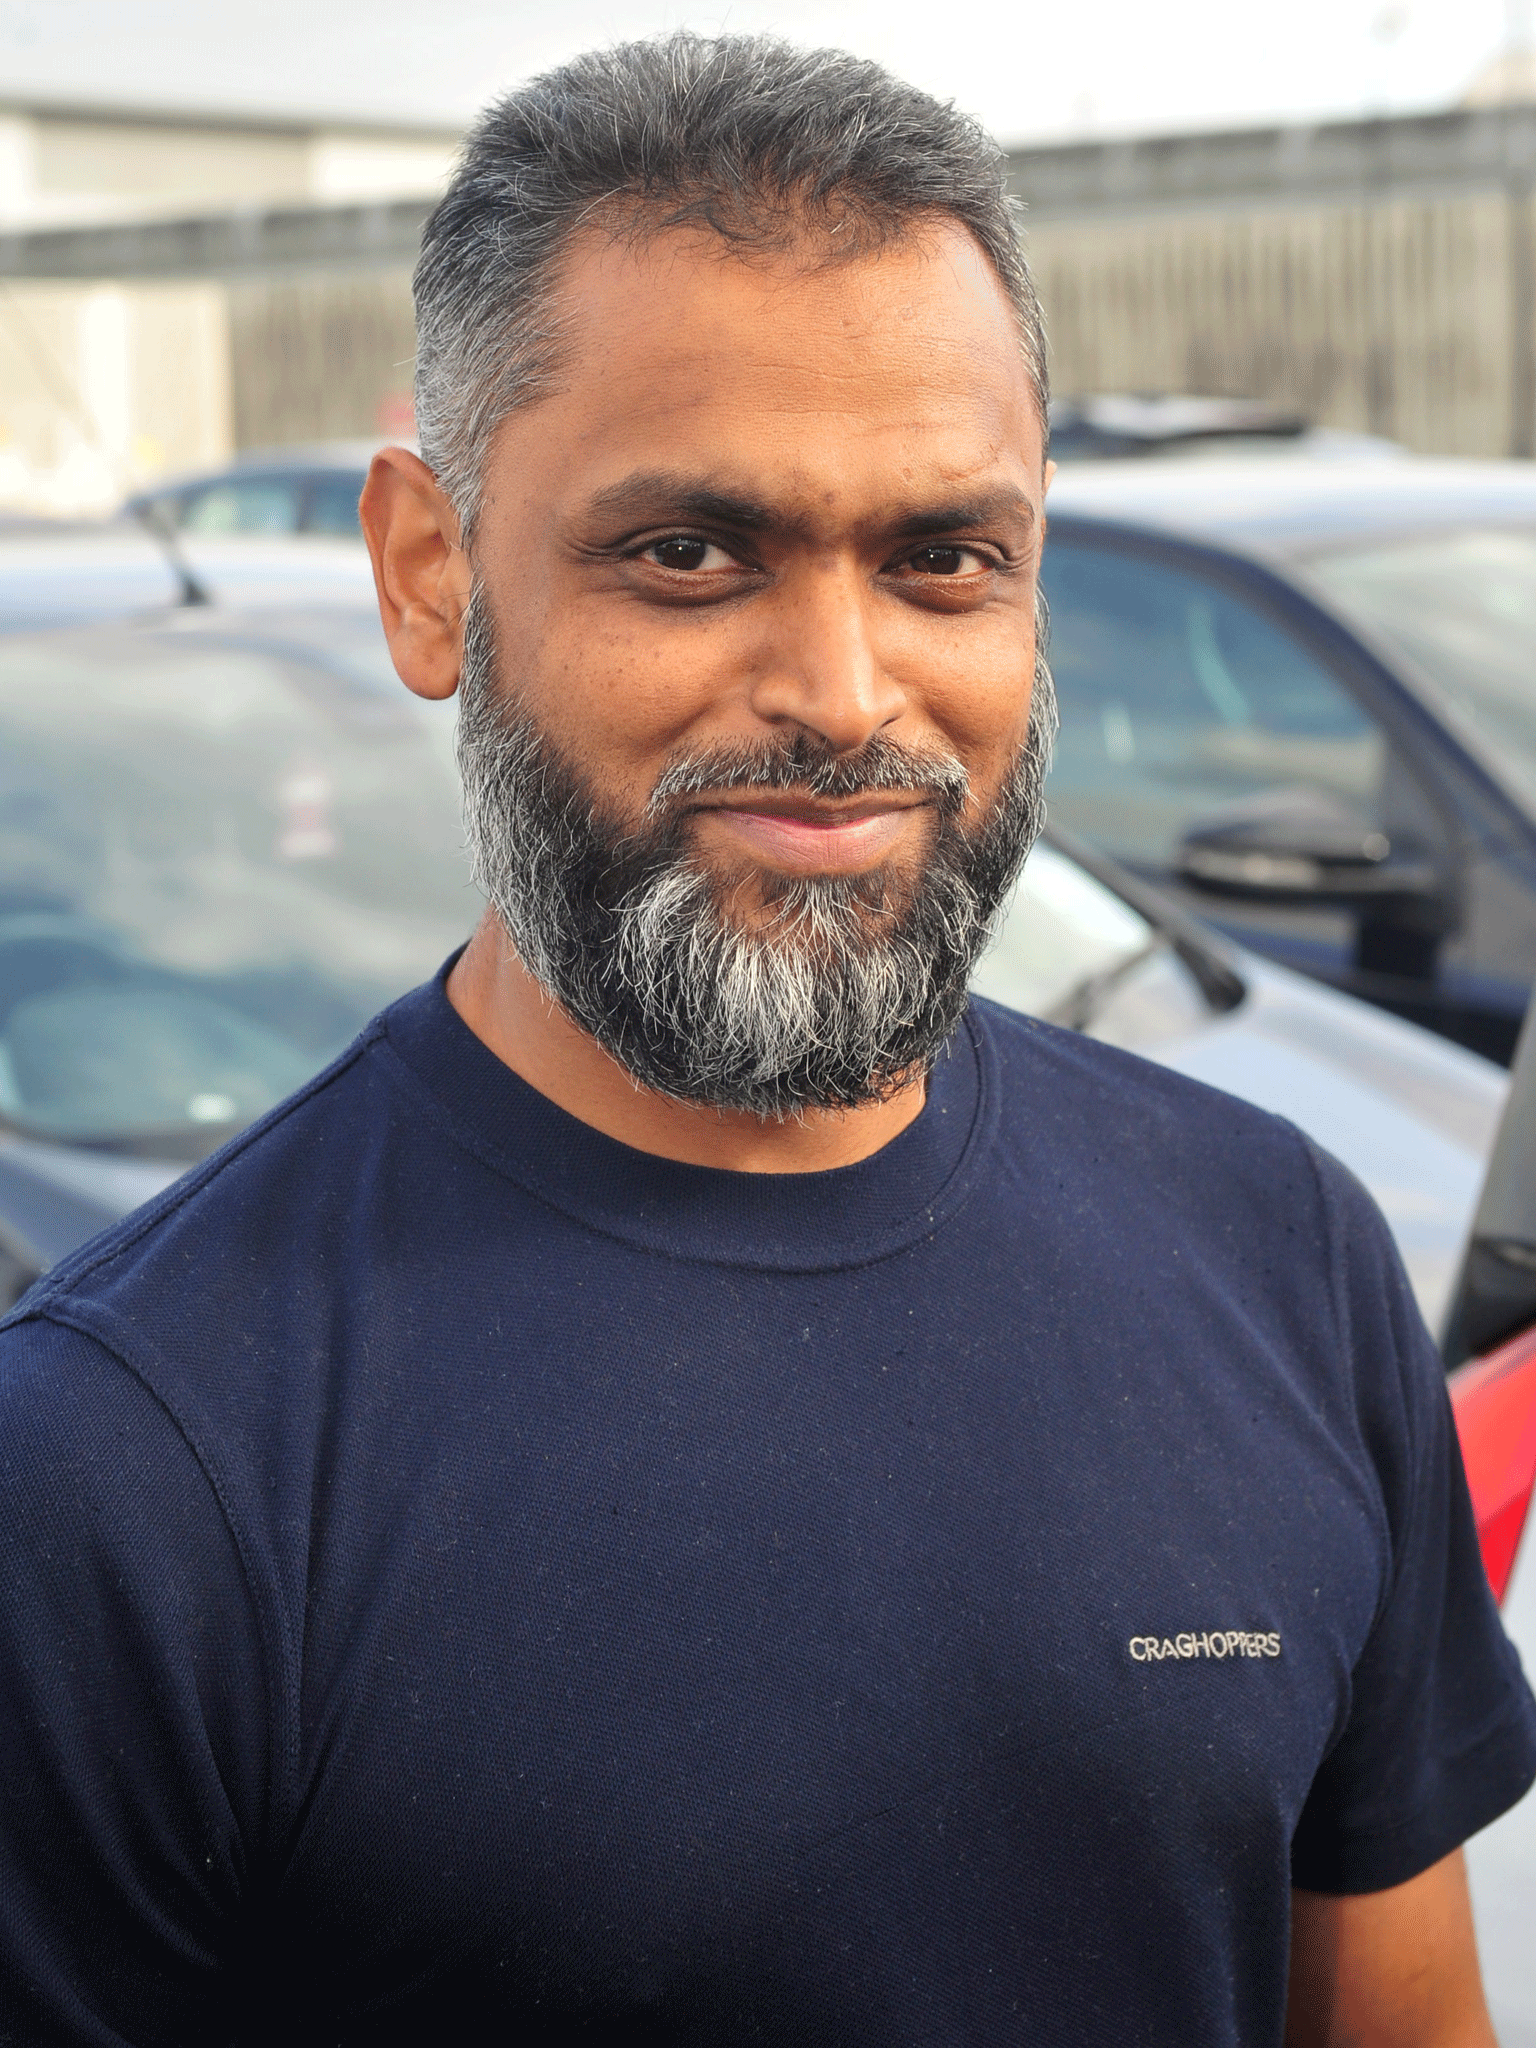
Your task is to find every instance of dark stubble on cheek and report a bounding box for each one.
[454,587,1057,1117]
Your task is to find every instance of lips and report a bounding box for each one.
[692,797,929,874]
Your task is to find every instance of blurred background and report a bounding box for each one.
[0,0,1530,510]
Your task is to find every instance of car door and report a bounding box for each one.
[1038,521,1527,1060]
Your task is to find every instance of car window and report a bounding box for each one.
[1040,537,1386,871]
[1303,529,1536,813]
[0,625,474,1155]
[180,479,304,535]
[305,474,365,536]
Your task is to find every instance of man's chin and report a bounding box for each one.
[694,850,928,932]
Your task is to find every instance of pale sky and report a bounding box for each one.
[0,0,1518,145]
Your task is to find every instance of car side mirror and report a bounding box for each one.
[1176,787,1442,910]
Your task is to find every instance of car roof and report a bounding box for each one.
[124,440,390,506]
[219,439,392,474]
[0,596,387,657]
[1045,456,1536,559]
[0,525,377,628]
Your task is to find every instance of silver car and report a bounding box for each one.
[975,830,1505,1336]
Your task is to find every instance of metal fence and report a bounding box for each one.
[1009,104,1536,459]
[2,102,1536,509]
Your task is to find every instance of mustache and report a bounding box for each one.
[644,730,971,822]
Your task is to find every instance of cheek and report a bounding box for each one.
[512,601,742,770]
[882,606,1038,761]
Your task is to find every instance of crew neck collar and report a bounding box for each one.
[378,962,998,1273]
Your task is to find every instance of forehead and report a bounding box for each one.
[488,220,1043,521]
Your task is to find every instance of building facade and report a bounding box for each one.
[1014,105,1536,461]
[0,99,454,511]
[0,97,1534,513]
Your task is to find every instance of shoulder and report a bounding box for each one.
[0,1311,276,1939]
[0,1016,421,1689]
[967,991,1333,1191]
[6,1010,401,1336]
[0,1010,418,1536]
[0,1311,257,1648]
[0,1309,192,1470]
[970,994,1451,1500]
[963,993,1406,1396]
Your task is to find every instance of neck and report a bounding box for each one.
[445,911,929,1172]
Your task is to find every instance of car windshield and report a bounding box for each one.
[0,616,476,1157]
[971,843,1158,1019]
[1303,528,1536,811]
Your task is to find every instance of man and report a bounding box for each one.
[0,33,1531,2046]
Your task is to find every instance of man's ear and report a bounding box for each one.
[360,447,473,702]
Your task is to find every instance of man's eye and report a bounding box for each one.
[643,537,735,572]
[908,546,985,577]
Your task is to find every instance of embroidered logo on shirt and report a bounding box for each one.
[1128,1630,1282,1663]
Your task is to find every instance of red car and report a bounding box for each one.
[1453,1331,1536,1604]
[1445,1013,1536,1603]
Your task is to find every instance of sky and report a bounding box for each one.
[0,0,1519,145]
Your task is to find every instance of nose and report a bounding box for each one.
[746,561,908,752]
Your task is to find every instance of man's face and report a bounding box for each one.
[459,217,1052,1113]
[473,218,1047,870]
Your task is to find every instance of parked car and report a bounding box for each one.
[0,604,469,1304]
[1450,1012,1536,2044]
[1042,457,1536,1065]
[1048,394,1401,464]
[123,441,376,540]
[974,827,1505,1336]
[0,595,1506,1338]
[1441,1001,1536,1603]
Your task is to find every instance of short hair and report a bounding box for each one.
[413,31,1048,539]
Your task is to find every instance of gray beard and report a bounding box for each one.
[455,589,1056,1117]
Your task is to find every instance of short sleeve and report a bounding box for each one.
[0,1314,269,2045]
[1290,1146,1536,1894]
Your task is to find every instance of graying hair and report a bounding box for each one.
[414,31,1048,539]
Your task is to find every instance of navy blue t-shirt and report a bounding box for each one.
[0,972,1532,2046]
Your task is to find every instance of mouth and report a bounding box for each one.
[687,793,934,874]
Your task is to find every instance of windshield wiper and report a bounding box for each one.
[1043,936,1170,1033]
[1040,822,1247,1020]
[129,503,211,609]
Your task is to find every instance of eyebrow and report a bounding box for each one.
[583,473,779,534]
[578,472,1037,543]
[884,491,1037,541]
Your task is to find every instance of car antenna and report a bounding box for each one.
[130,502,212,608]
